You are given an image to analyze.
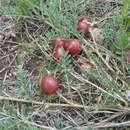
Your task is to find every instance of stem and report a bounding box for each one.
[0,96,88,109]
[71,72,128,106]
[89,28,115,72]
[94,121,130,129]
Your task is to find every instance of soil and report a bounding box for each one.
[0,16,46,82]
[0,1,129,129]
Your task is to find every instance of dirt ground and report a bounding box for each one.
[0,0,130,129]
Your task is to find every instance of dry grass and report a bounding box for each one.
[0,0,130,130]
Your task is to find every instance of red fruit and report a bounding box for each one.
[64,39,81,55]
[63,40,70,51]
[50,38,64,49]
[77,16,90,32]
[53,46,65,61]
[41,75,59,94]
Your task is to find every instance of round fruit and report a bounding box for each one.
[53,46,65,61]
[77,16,90,32]
[50,38,64,49]
[41,75,59,94]
[64,39,81,55]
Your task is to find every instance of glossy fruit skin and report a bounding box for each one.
[50,38,64,49]
[41,75,59,94]
[77,16,90,32]
[64,39,81,55]
[53,46,65,61]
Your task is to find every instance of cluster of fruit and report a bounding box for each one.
[51,38,81,61]
[41,16,90,94]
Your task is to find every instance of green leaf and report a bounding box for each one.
[16,0,39,15]
[112,32,130,52]
[87,68,109,86]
